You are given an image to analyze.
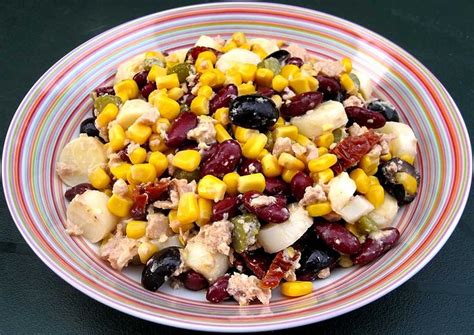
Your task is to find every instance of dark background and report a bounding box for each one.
[1,1,473,333]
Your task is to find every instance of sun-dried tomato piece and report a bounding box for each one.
[141,180,170,202]
[130,193,148,219]
[260,247,301,289]
[330,130,381,174]
[241,250,273,279]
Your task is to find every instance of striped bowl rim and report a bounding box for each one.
[3,2,471,332]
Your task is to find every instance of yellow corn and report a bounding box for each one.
[272,117,285,129]
[130,163,157,184]
[212,69,226,87]
[213,107,229,125]
[308,154,338,172]
[257,148,269,160]
[306,202,332,217]
[147,64,167,82]
[251,44,268,59]
[238,64,257,82]
[359,155,380,176]
[317,147,328,156]
[156,73,180,90]
[234,126,259,143]
[400,154,415,165]
[148,151,168,177]
[281,64,300,80]
[349,168,370,194]
[176,192,199,225]
[190,95,210,115]
[126,123,152,145]
[223,172,240,195]
[97,103,119,127]
[138,242,159,264]
[199,71,218,87]
[110,163,131,180]
[238,83,256,95]
[316,132,334,148]
[380,152,392,161]
[232,32,246,46]
[255,68,274,87]
[307,76,319,91]
[395,172,418,195]
[271,75,289,92]
[341,57,352,73]
[282,168,299,183]
[108,123,126,151]
[103,189,113,197]
[340,73,356,94]
[222,40,238,53]
[197,85,214,99]
[196,197,213,226]
[261,154,282,177]
[172,150,201,172]
[289,77,311,94]
[114,79,139,102]
[127,147,146,164]
[278,152,305,171]
[152,95,180,120]
[198,175,227,202]
[195,57,214,73]
[88,167,111,189]
[198,50,217,64]
[153,118,171,134]
[107,194,133,217]
[148,134,168,152]
[225,68,242,86]
[242,133,268,159]
[273,125,298,141]
[215,124,232,143]
[369,176,380,186]
[311,168,334,184]
[365,184,385,208]
[296,134,311,146]
[281,281,313,297]
[167,87,184,101]
[237,173,266,193]
[271,94,283,109]
[126,220,147,239]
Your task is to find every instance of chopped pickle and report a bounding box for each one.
[231,213,261,253]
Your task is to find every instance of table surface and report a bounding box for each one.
[1,1,473,333]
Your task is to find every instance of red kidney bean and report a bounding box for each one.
[133,71,149,89]
[352,228,400,265]
[130,193,148,219]
[181,270,208,291]
[206,275,231,303]
[290,171,313,201]
[241,250,273,279]
[211,196,239,222]
[165,112,198,148]
[280,91,323,117]
[345,106,387,129]
[243,191,290,223]
[200,142,219,163]
[238,158,262,176]
[316,75,342,100]
[200,139,242,178]
[257,87,276,98]
[209,84,237,114]
[264,177,290,196]
[183,93,196,106]
[94,86,115,96]
[286,57,303,67]
[141,82,156,99]
[314,223,361,255]
[64,183,94,201]
[185,46,221,63]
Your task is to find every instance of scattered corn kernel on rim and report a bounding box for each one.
[3,3,471,332]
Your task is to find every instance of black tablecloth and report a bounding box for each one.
[1,1,473,333]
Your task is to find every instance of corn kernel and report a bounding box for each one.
[197,85,213,99]
[282,168,298,183]
[395,172,418,195]
[225,68,242,86]
[177,192,200,225]
[147,64,167,82]
[273,125,298,141]
[110,163,131,180]
[359,155,380,175]
[195,57,214,73]
[215,124,232,142]
[222,40,237,53]
[196,197,213,226]
[152,95,180,121]
[238,63,257,82]
[212,69,226,87]
[198,50,217,64]
[198,175,227,202]
[311,168,334,184]
[156,73,180,90]
[172,150,201,172]
[380,152,392,161]
[369,176,380,186]
[129,147,147,165]
[152,118,170,134]
[223,172,240,195]
[271,74,289,92]
[148,134,168,152]
[340,73,356,94]
[251,44,268,59]
[126,220,146,239]
[167,87,184,101]
[114,79,139,102]
[261,154,282,177]
[289,77,311,94]
[199,71,218,87]
[107,194,133,217]
[88,167,111,189]
[169,209,193,234]
[232,32,246,46]
[308,154,338,172]
[350,168,370,194]
[138,242,159,264]
[242,133,268,159]
[306,202,332,217]
[317,147,328,156]
[190,95,210,115]
[399,154,415,165]
[103,189,113,197]
[125,123,152,145]
[339,254,353,268]
[145,51,163,59]
[238,83,256,96]
[296,134,311,146]
[341,57,352,73]
[130,163,157,183]
[148,151,168,177]
[255,68,274,87]
[281,64,300,79]
[237,173,266,193]
[316,132,334,148]
[281,281,313,297]
[307,76,319,91]
[213,107,229,125]
[278,152,305,171]
[97,103,119,127]
[234,126,259,143]
[271,94,283,109]
[366,184,385,208]
[273,117,285,129]
[108,123,126,151]
[257,148,269,160]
